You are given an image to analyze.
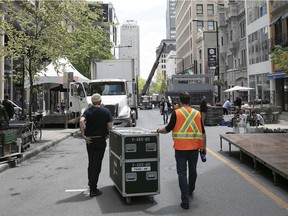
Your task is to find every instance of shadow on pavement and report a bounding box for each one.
[56,192,91,204]
[95,185,158,214]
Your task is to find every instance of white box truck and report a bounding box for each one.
[89,59,138,127]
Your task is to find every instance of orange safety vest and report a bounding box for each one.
[172,106,204,150]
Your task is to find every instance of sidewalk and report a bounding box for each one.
[0,128,80,173]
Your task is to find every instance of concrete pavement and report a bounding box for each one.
[1,115,287,174]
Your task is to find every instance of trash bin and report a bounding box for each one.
[109,127,160,204]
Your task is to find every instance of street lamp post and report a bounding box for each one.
[113,45,132,59]
[215,20,221,102]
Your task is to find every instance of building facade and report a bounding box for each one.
[269,1,288,111]
[157,39,176,81]
[175,0,227,75]
[244,0,271,105]
[119,20,140,76]
[219,0,248,102]
[166,0,176,39]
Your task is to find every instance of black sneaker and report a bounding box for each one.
[180,202,189,209]
[90,189,102,197]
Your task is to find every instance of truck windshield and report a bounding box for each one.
[87,82,125,96]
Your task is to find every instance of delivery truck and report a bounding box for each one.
[89,59,138,127]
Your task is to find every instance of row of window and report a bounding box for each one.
[196,4,214,15]
[196,20,216,31]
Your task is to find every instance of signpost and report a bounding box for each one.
[63,72,73,128]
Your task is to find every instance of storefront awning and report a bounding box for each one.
[267,72,287,80]
[270,16,282,25]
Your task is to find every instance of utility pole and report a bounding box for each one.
[215,20,221,102]
[0,15,4,100]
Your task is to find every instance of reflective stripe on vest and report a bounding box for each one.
[172,107,203,140]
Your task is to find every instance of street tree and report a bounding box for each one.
[270,45,288,74]
[137,76,146,94]
[0,0,112,119]
[150,69,166,94]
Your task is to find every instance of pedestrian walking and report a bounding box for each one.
[200,96,207,126]
[160,98,171,124]
[222,99,231,115]
[80,93,113,197]
[152,91,206,210]
[2,94,14,120]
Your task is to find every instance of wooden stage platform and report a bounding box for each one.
[219,133,288,185]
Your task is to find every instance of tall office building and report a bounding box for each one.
[175,0,227,74]
[166,0,176,39]
[119,20,140,76]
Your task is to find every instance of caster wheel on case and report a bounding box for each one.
[148,196,154,203]
[125,197,131,204]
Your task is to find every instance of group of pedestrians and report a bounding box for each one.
[80,91,207,210]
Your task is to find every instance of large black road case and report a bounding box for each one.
[109,127,160,204]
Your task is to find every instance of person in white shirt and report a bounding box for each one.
[222,99,231,115]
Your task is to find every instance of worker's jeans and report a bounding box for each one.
[175,149,199,204]
[86,138,106,192]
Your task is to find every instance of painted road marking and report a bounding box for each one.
[65,189,87,192]
[207,148,288,210]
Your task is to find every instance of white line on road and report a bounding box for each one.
[65,189,87,192]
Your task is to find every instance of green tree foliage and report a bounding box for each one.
[271,45,288,74]
[150,69,166,94]
[0,0,112,118]
[137,76,146,94]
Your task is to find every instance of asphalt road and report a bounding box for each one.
[0,108,287,216]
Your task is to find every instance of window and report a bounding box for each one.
[207,21,214,30]
[196,4,203,14]
[218,4,225,12]
[199,49,202,60]
[240,21,246,38]
[260,4,267,17]
[230,30,233,41]
[197,21,204,31]
[207,4,214,15]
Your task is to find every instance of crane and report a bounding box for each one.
[141,42,166,95]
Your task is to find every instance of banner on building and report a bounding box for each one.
[207,48,216,69]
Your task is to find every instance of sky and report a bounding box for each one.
[104,0,167,79]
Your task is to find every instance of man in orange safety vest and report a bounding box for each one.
[153,91,206,210]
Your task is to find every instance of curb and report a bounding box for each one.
[0,130,79,174]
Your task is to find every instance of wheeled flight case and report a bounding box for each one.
[109,127,160,204]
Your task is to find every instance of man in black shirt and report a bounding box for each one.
[80,93,113,197]
[2,95,14,120]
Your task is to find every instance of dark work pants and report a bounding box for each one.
[175,150,199,204]
[86,138,106,192]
